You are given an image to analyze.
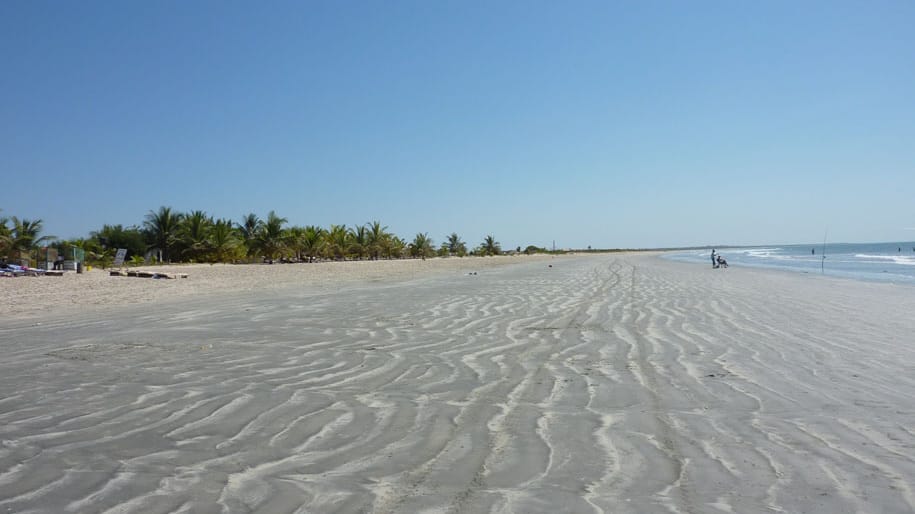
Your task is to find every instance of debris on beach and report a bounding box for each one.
[109,270,189,279]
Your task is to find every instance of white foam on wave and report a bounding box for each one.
[742,248,781,257]
[721,248,788,261]
[855,254,915,266]
[739,248,796,261]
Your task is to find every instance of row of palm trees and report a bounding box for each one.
[141,206,503,263]
[2,207,511,267]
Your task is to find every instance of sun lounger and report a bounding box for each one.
[0,264,44,276]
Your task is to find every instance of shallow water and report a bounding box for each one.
[665,241,915,284]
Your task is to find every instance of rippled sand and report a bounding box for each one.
[1,254,913,513]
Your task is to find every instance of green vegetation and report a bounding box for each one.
[2,206,558,268]
[0,212,55,265]
[143,206,184,263]
[524,245,549,255]
[443,232,468,257]
[409,233,435,259]
[477,235,501,256]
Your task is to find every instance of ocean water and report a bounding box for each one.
[664,242,915,285]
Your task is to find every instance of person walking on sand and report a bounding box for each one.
[711,249,718,269]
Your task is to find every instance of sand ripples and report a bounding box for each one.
[1,255,914,513]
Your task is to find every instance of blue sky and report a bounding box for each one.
[2,1,913,249]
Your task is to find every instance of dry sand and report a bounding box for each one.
[1,253,913,513]
[1,256,544,321]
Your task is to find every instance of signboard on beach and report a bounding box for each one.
[113,248,128,267]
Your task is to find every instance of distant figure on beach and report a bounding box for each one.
[811,248,815,255]
[711,249,718,269]
[717,254,729,268]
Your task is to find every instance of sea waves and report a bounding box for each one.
[666,242,915,283]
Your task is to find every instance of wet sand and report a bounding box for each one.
[1,254,913,513]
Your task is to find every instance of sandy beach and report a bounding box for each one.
[1,256,544,321]
[1,253,913,513]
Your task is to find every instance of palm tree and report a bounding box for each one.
[445,232,467,257]
[179,210,213,262]
[253,211,287,261]
[285,226,313,261]
[144,206,184,262]
[322,224,349,260]
[9,217,54,263]
[480,235,501,256]
[349,225,369,260]
[409,232,434,259]
[0,214,11,257]
[301,225,324,262]
[366,221,390,260]
[237,213,262,260]
[210,218,241,263]
[385,236,406,259]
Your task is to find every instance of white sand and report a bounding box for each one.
[1,253,913,513]
[1,255,549,321]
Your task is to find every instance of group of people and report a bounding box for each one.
[711,249,728,268]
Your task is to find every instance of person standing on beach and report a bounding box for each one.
[711,249,718,268]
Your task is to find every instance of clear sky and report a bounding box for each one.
[2,1,914,249]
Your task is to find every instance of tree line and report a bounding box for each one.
[2,206,549,268]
